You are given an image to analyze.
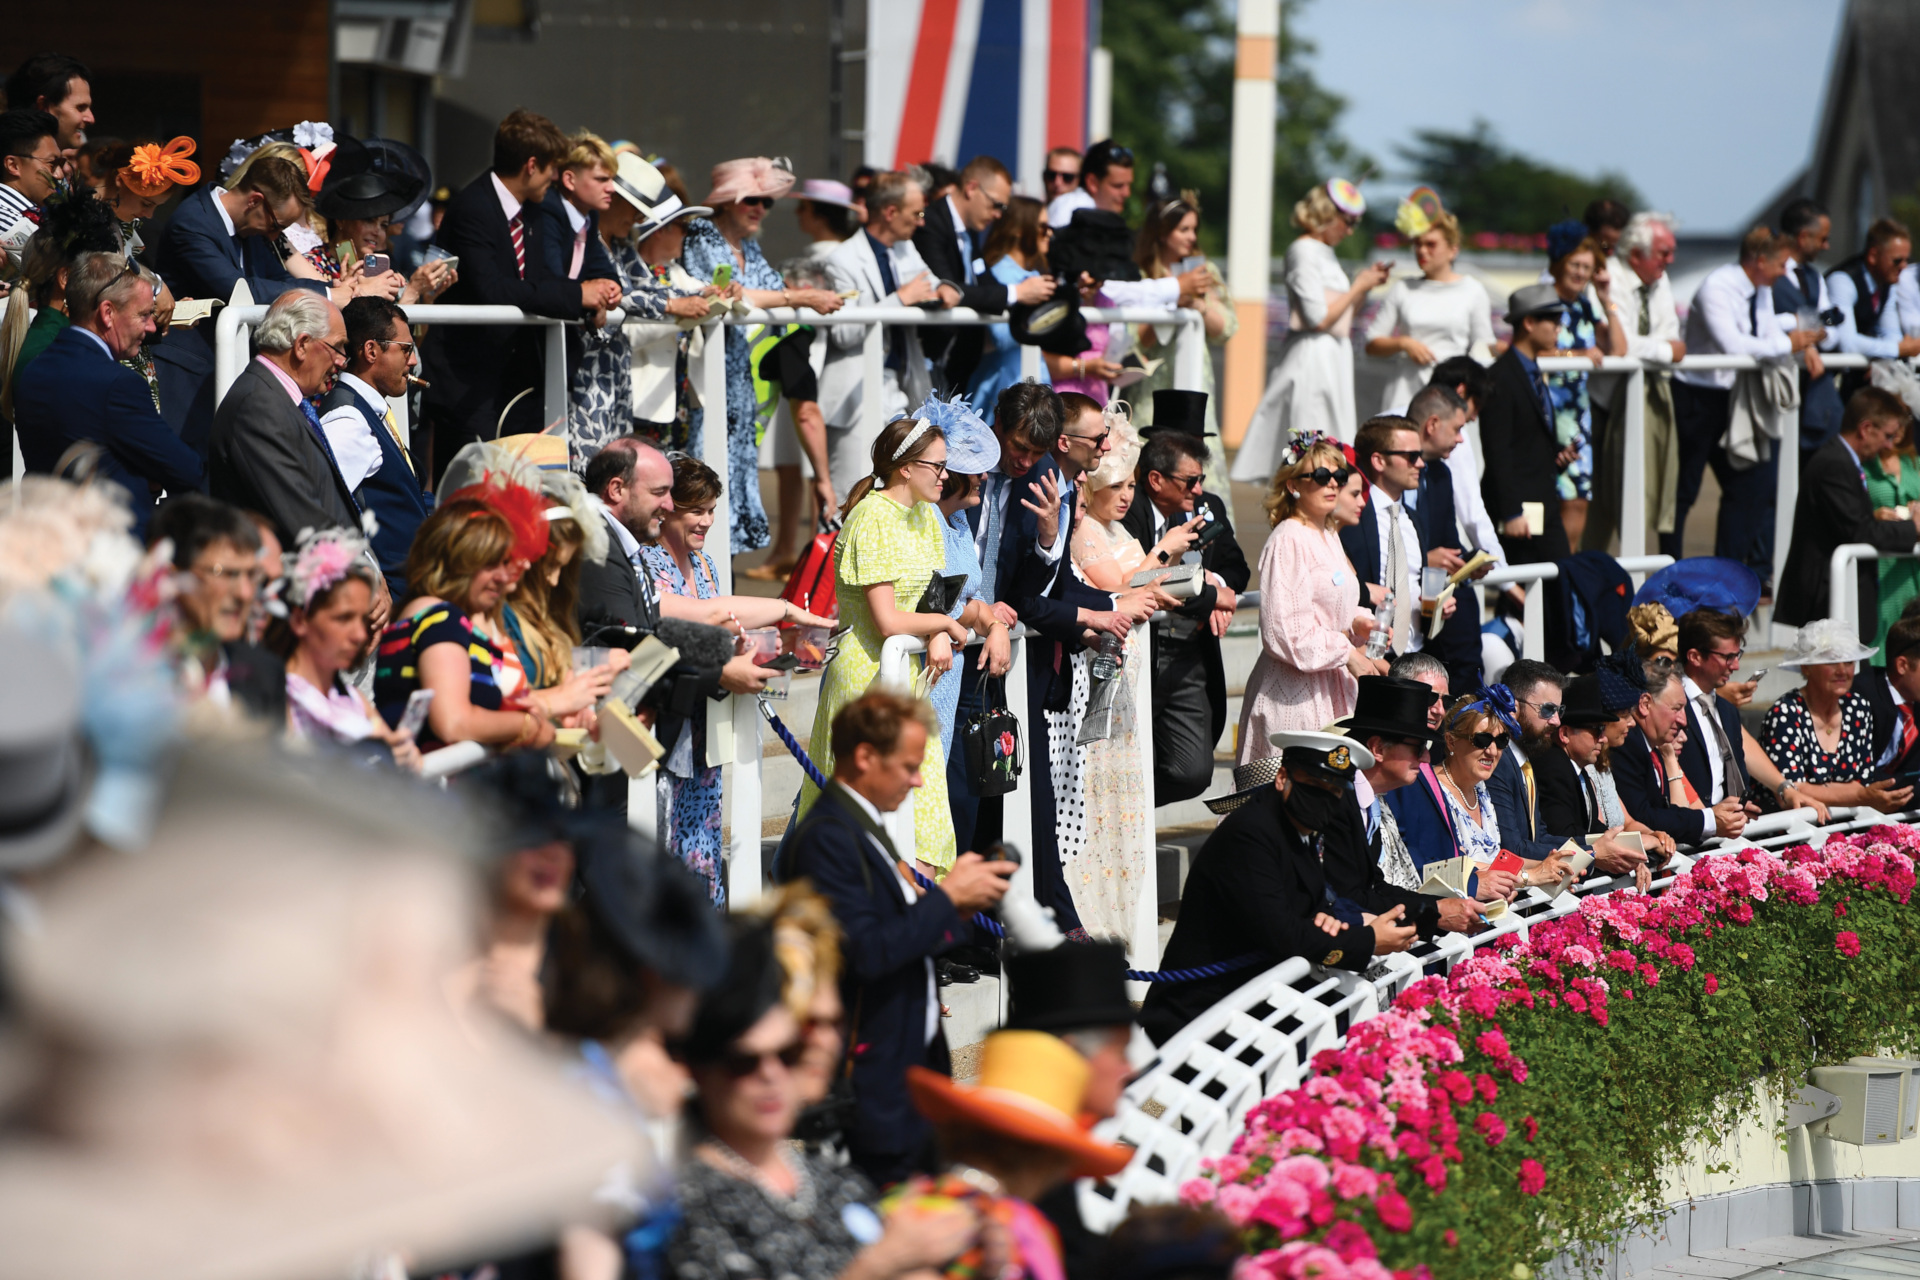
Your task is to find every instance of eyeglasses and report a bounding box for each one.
[1043,169,1078,186]
[906,458,949,477]
[193,563,264,587]
[379,338,417,358]
[716,1039,807,1079]
[1519,699,1563,721]
[1703,647,1744,664]
[309,335,350,363]
[1305,466,1355,488]
[985,194,1009,215]
[738,196,775,209]
[1467,731,1511,752]
[1099,145,1136,166]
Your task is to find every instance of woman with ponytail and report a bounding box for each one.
[798,412,969,874]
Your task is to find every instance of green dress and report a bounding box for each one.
[1863,453,1920,652]
[797,490,957,871]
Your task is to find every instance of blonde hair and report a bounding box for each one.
[1422,208,1462,250]
[1291,184,1342,235]
[754,881,844,1018]
[510,514,586,687]
[564,130,617,175]
[1265,440,1349,527]
[1087,402,1142,491]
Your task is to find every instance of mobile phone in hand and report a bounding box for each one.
[398,688,435,738]
[365,252,391,276]
[712,262,733,289]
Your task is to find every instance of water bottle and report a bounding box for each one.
[1365,592,1394,660]
[1091,631,1124,681]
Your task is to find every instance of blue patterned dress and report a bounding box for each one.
[679,219,781,553]
[638,543,727,906]
[1546,294,1599,501]
[570,235,682,470]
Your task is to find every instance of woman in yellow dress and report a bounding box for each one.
[798,413,969,874]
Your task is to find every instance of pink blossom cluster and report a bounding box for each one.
[1181,827,1918,1277]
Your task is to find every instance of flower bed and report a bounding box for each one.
[1178,829,1920,1280]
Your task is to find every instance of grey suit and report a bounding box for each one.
[208,360,360,544]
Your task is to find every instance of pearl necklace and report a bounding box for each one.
[1439,768,1480,813]
[704,1137,817,1219]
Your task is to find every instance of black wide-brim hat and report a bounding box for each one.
[315,135,428,223]
[1144,389,1211,437]
[1005,940,1135,1032]
[1344,675,1439,747]
[576,821,731,992]
[1010,288,1090,355]
[1559,673,1613,727]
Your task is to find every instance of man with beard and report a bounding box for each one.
[1142,730,1422,1047]
[1481,659,1572,864]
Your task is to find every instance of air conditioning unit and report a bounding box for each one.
[1812,1064,1905,1145]
[1849,1056,1920,1139]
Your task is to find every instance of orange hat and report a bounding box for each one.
[119,138,201,200]
[907,1031,1134,1180]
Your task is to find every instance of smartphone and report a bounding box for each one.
[364,251,391,276]
[336,241,359,270]
[759,653,801,672]
[711,262,733,289]
[1192,516,1230,549]
[1744,666,1769,686]
[398,688,435,738]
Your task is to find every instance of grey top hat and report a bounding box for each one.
[1505,283,1566,327]
[0,627,87,871]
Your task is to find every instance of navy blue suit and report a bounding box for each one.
[1407,461,1483,689]
[317,379,434,596]
[1612,726,1711,846]
[13,327,205,535]
[1486,746,1563,863]
[1772,267,1844,455]
[148,186,326,454]
[531,188,619,377]
[780,783,967,1182]
[1675,684,1750,806]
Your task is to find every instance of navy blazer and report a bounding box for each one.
[1476,347,1562,531]
[531,187,617,285]
[13,326,205,535]
[780,784,967,1157]
[148,186,326,453]
[1486,745,1563,862]
[1856,665,1920,779]
[421,174,589,446]
[1612,726,1711,846]
[964,458,1111,646]
[1676,683,1750,805]
[317,380,433,595]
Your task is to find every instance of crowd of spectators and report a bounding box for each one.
[9,45,1920,1280]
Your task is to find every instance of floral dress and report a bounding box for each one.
[1760,689,1876,805]
[680,218,781,553]
[639,543,728,906]
[1438,773,1502,865]
[1547,294,1599,501]
[797,492,956,870]
[669,1152,878,1280]
[571,235,683,469]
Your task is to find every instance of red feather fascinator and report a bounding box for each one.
[450,475,550,564]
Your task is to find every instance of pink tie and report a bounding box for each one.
[508,213,526,280]
[569,225,587,279]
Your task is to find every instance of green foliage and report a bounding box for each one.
[1103,0,1372,258]
[1396,120,1644,238]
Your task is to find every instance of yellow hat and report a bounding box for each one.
[907,1031,1134,1179]
[1394,186,1446,239]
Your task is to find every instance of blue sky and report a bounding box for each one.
[1288,0,1848,233]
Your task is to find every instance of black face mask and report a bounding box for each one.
[1283,779,1349,830]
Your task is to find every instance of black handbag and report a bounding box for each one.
[913,572,969,616]
[960,676,1023,797]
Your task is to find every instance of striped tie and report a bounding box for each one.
[508,212,526,279]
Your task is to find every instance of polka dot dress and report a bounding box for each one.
[1757,689,1875,810]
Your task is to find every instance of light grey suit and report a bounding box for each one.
[821,232,936,488]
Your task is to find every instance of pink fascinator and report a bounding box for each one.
[705,156,796,207]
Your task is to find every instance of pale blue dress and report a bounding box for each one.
[964,257,1052,422]
[931,508,985,753]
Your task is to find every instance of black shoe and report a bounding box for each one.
[937,958,980,985]
[946,943,1001,976]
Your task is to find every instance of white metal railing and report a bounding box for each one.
[1080,796,1920,1232]
[1532,352,1867,599]
[211,303,572,442]
[1478,554,1673,660]
[1830,543,1920,629]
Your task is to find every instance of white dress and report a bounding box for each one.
[1365,276,1495,413]
[1234,238,1359,483]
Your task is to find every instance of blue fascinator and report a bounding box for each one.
[1464,683,1523,741]
[908,392,1000,477]
[1546,219,1590,262]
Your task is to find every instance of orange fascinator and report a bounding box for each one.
[449,476,550,564]
[119,138,201,200]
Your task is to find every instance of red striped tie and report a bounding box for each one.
[508,212,526,280]
[1899,703,1918,765]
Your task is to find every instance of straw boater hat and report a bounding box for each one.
[1200,729,1376,815]
[0,748,638,1280]
[907,1031,1135,1179]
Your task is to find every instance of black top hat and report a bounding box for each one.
[1344,675,1439,747]
[1144,389,1211,437]
[359,137,432,222]
[1558,673,1613,728]
[575,821,731,992]
[1010,287,1090,355]
[1048,208,1140,286]
[1005,941,1136,1032]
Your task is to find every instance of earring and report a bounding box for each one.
[1288,492,1301,500]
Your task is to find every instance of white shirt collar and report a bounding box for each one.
[338,371,386,413]
[838,782,893,826]
[1681,673,1708,703]
[210,187,237,238]
[604,508,641,561]
[563,195,589,234]
[489,172,523,222]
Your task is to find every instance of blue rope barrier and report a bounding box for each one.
[757,701,1261,982]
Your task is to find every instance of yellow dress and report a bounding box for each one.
[797,491,957,870]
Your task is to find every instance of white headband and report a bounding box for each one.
[890,417,934,462]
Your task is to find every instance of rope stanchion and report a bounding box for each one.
[757,700,1261,982]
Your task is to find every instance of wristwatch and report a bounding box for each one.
[1897,505,1912,521]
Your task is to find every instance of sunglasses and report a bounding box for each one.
[1043,169,1078,185]
[1065,428,1110,450]
[1467,731,1511,752]
[739,196,776,209]
[1377,449,1424,464]
[1160,471,1204,491]
[717,1039,807,1079]
[1518,699,1563,721]
[1305,466,1355,488]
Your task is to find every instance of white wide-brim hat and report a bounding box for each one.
[1778,618,1879,668]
